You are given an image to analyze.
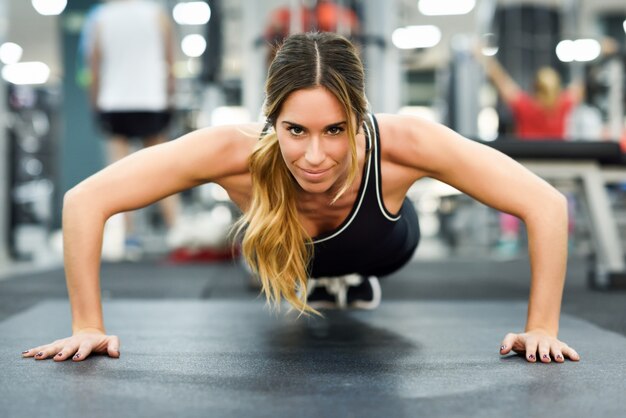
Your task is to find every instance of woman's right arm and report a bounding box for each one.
[22,124,259,362]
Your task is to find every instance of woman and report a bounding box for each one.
[22,32,579,364]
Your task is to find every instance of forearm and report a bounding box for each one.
[62,191,108,334]
[523,192,568,336]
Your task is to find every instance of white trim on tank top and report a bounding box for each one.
[369,113,401,222]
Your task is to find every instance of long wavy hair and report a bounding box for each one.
[235,32,369,315]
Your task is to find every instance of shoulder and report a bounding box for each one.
[171,123,263,183]
[373,112,437,158]
[372,112,487,178]
[373,113,443,178]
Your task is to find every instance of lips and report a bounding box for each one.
[297,166,331,181]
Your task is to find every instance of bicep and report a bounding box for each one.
[70,125,255,218]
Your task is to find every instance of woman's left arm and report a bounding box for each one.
[388,115,580,363]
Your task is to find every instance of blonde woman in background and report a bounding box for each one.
[22,33,579,365]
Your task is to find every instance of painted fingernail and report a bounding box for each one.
[543,354,549,359]
[36,352,43,357]
[528,354,535,360]
[56,353,63,357]
[73,354,80,360]
[500,345,506,351]
[556,354,563,360]
[22,350,30,354]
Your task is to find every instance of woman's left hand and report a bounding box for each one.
[499,330,580,363]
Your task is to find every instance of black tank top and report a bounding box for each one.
[308,114,420,278]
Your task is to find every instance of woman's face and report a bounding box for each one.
[276,86,353,195]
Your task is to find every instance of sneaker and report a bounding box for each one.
[305,274,382,310]
[346,276,381,310]
[305,277,342,310]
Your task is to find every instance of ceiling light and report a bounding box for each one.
[173,2,211,25]
[556,39,601,62]
[392,26,441,49]
[181,34,207,57]
[418,0,475,16]
[2,62,50,85]
[31,0,67,16]
[0,42,23,65]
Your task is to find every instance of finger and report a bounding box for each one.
[72,342,94,362]
[538,341,551,363]
[551,346,565,363]
[34,345,62,360]
[500,333,518,355]
[107,335,121,358]
[22,345,49,358]
[54,344,79,362]
[21,348,37,358]
[524,338,538,363]
[562,346,580,361]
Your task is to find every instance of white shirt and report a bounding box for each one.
[95,0,169,111]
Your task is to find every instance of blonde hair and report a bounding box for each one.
[533,67,562,109]
[235,33,369,315]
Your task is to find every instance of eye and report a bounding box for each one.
[327,126,345,135]
[288,126,304,136]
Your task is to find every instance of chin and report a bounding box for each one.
[294,177,335,194]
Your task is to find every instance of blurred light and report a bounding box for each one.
[181,34,206,57]
[573,39,601,62]
[482,46,498,56]
[211,106,251,126]
[478,107,499,141]
[31,0,67,16]
[418,0,475,16]
[24,158,43,176]
[186,58,201,75]
[623,19,626,34]
[556,40,575,62]
[2,62,50,85]
[392,25,441,49]
[397,106,439,123]
[173,2,211,25]
[556,39,601,62]
[0,42,23,64]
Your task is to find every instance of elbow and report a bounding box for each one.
[63,184,95,214]
[63,187,86,216]
[544,190,568,223]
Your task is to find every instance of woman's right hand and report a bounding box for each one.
[21,328,120,362]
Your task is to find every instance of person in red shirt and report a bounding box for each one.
[480,58,582,140]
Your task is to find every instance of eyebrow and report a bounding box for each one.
[281,120,347,129]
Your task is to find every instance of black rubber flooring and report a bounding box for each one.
[1,256,625,417]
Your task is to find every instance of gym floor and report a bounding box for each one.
[1,255,625,417]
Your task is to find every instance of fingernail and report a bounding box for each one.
[528,354,535,360]
[22,350,29,354]
[73,354,80,360]
[36,352,43,357]
[56,353,63,357]
[500,345,506,351]
[542,354,549,359]
[556,354,563,360]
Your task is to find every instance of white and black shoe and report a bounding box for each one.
[346,275,381,310]
[305,274,381,310]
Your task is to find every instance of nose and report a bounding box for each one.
[304,136,325,166]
